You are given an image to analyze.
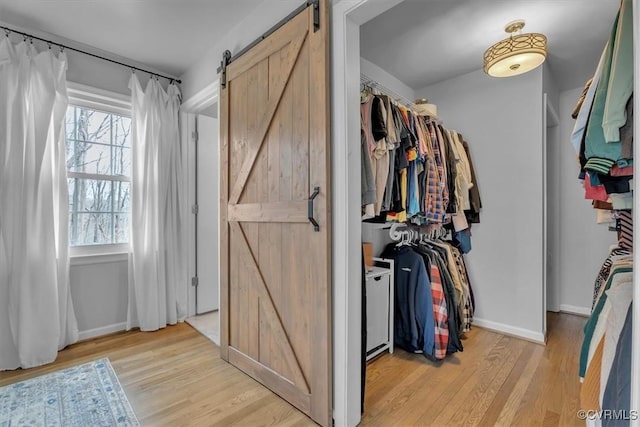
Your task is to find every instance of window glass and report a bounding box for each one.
[65,105,131,246]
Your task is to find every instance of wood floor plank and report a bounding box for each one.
[0,313,586,427]
[462,338,527,426]
[427,336,525,426]
[512,314,586,427]
[0,323,314,426]
[362,313,587,427]
[492,344,544,426]
[364,328,500,425]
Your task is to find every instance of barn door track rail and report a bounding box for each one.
[219,0,320,89]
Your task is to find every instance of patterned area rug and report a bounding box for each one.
[0,358,139,427]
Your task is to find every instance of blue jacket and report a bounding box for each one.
[383,245,435,356]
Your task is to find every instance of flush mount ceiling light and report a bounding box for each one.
[483,20,547,77]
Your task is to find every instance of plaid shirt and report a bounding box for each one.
[412,118,444,224]
[429,262,449,360]
[430,120,449,210]
[422,151,444,223]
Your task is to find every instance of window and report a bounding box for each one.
[65,104,131,246]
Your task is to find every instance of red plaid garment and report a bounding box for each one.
[430,263,449,360]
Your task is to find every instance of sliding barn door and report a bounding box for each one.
[219,3,331,426]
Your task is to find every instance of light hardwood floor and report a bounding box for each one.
[361,313,586,426]
[0,313,586,426]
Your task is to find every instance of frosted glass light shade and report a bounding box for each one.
[483,33,547,77]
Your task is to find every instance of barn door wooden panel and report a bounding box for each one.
[219,2,331,425]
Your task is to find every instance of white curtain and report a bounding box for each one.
[127,74,187,331]
[0,38,78,370]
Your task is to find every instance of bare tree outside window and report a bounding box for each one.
[65,106,131,246]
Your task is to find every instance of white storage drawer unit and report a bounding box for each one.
[365,258,394,361]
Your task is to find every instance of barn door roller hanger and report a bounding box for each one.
[219,0,320,89]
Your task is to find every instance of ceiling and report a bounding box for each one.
[0,0,620,90]
[0,0,261,78]
[360,0,620,91]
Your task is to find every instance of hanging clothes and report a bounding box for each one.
[361,129,376,209]
[579,250,633,418]
[579,252,632,378]
[601,0,634,143]
[569,10,634,410]
[382,244,435,355]
[361,95,377,219]
[461,138,482,224]
[360,90,482,238]
[572,0,634,214]
[370,96,390,216]
[382,237,473,361]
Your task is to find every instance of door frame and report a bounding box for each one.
[542,92,548,340]
[331,1,403,426]
[631,0,639,423]
[543,94,561,323]
[181,80,219,318]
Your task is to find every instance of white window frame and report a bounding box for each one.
[67,82,131,261]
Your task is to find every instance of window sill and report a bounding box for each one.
[70,244,129,266]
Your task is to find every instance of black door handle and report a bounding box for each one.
[308,186,320,232]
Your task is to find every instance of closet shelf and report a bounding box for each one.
[362,222,393,230]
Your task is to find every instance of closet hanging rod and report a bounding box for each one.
[1,25,181,84]
[360,73,416,109]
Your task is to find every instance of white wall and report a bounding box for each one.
[417,68,546,342]
[66,55,167,97]
[543,64,561,314]
[360,57,415,102]
[557,87,618,315]
[70,258,129,339]
[66,53,132,97]
[0,21,161,97]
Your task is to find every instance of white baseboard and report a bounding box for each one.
[559,304,591,317]
[78,322,127,341]
[473,318,546,345]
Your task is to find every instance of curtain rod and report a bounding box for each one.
[1,25,181,84]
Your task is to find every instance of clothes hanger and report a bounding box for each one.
[360,83,370,103]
